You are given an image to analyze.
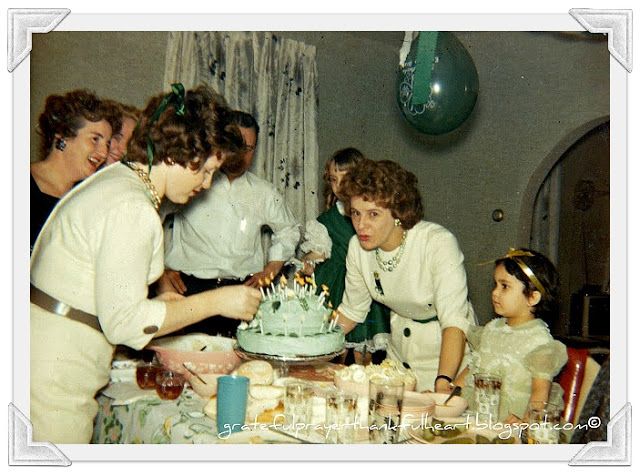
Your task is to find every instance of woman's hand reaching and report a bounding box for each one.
[213,285,261,322]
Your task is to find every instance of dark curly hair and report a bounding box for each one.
[126,84,244,170]
[495,248,560,325]
[322,147,366,210]
[339,158,424,229]
[220,110,259,176]
[37,89,121,160]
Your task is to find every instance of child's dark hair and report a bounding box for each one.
[495,248,560,325]
[322,147,365,210]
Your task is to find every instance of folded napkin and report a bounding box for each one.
[101,381,158,405]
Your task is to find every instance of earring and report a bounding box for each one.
[395,218,402,227]
[55,138,66,151]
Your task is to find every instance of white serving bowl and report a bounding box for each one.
[431,392,468,418]
[402,391,436,422]
[185,372,224,399]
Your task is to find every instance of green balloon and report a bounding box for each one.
[397,32,479,135]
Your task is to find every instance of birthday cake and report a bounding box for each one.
[235,276,345,357]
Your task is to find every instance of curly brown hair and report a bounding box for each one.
[37,89,120,160]
[340,159,424,229]
[322,147,366,210]
[126,84,243,170]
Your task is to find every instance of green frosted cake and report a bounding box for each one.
[236,281,345,357]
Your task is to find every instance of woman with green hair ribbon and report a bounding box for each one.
[30,83,261,443]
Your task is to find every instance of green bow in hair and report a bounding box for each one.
[122,83,186,172]
[146,83,186,173]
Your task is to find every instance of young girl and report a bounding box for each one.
[300,148,390,364]
[457,249,568,423]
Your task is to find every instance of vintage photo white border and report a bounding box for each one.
[7,7,632,466]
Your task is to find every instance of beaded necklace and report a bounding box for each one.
[375,230,408,272]
[125,161,161,211]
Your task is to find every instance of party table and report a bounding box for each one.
[92,361,569,445]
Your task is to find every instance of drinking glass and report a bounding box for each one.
[154,370,185,400]
[368,377,404,444]
[474,374,501,424]
[216,375,250,437]
[136,362,161,390]
[325,390,358,444]
[527,401,561,444]
[284,382,314,436]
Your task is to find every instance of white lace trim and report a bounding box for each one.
[299,219,332,258]
[344,333,390,353]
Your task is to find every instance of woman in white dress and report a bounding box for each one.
[30,84,261,443]
[335,159,477,392]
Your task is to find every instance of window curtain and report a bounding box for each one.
[163,31,320,226]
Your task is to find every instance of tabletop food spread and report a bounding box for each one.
[92,334,551,445]
[93,280,569,445]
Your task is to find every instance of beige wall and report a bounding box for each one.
[30,31,610,326]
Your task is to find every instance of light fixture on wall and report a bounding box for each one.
[396,32,479,136]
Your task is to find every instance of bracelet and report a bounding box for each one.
[435,375,453,385]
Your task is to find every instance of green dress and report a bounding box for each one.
[313,205,391,353]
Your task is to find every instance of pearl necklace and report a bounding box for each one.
[375,230,408,272]
[125,161,161,211]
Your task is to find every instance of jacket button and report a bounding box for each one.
[403,362,411,369]
[143,325,159,334]
[403,327,411,337]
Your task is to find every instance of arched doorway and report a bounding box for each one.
[518,118,610,339]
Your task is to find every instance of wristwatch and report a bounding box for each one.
[435,374,453,387]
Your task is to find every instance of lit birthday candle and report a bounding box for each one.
[318,284,330,304]
[280,275,287,299]
[258,278,266,300]
[329,310,338,331]
[320,313,329,332]
[264,278,272,300]
[295,274,306,297]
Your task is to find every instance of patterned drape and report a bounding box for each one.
[163,31,320,225]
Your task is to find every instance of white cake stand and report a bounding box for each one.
[234,346,345,377]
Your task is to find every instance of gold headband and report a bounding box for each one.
[481,248,548,300]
